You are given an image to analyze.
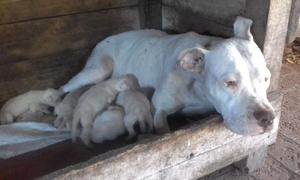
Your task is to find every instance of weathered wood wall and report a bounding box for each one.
[0,0,140,106]
[162,0,246,38]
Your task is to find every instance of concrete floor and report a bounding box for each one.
[201,63,300,180]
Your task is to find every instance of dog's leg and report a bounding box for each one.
[151,71,187,134]
[124,115,137,139]
[153,110,170,134]
[139,118,147,134]
[71,111,81,142]
[80,112,97,147]
[62,56,113,92]
[54,116,63,128]
[146,113,154,133]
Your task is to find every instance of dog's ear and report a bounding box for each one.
[234,16,253,41]
[177,47,207,73]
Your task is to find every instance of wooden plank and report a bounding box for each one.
[41,93,282,180]
[0,137,135,180]
[162,0,246,36]
[0,7,140,66]
[0,48,90,107]
[234,146,269,174]
[244,0,270,49]
[263,0,292,91]
[163,0,246,24]
[0,0,138,24]
[139,0,162,29]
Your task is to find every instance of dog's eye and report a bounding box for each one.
[224,80,238,88]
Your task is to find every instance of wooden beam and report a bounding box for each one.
[0,7,140,66]
[0,0,138,24]
[0,49,90,107]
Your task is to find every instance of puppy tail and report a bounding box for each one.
[72,111,81,143]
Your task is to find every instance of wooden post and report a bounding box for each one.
[234,146,269,174]
[139,0,162,29]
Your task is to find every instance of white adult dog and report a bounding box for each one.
[63,16,275,136]
[72,74,139,146]
[0,89,62,124]
[116,89,153,139]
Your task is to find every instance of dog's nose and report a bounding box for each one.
[253,108,275,128]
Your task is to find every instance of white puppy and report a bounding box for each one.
[54,86,89,130]
[116,89,154,139]
[72,74,139,146]
[91,106,125,143]
[16,109,56,125]
[0,88,62,124]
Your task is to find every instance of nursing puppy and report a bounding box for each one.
[72,74,139,146]
[116,89,153,139]
[0,89,62,124]
[16,108,56,125]
[91,106,125,143]
[54,86,90,130]
[15,110,55,125]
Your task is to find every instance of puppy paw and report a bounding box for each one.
[80,128,93,147]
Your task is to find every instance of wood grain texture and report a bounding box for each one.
[263,0,292,91]
[0,0,138,24]
[139,0,162,29]
[41,93,282,180]
[0,49,91,107]
[0,7,140,66]
[162,0,246,37]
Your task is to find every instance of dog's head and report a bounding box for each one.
[115,74,140,92]
[42,88,63,106]
[177,17,275,135]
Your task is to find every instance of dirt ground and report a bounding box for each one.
[200,45,300,180]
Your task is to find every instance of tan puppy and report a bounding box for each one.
[54,86,90,130]
[91,106,125,143]
[72,74,139,146]
[116,89,154,139]
[0,89,62,125]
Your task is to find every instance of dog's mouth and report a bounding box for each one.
[223,117,274,136]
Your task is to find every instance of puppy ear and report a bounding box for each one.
[233,16,253,41]
[43,88,61,106]
[116,80,129,91]
[177,47,207,73]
